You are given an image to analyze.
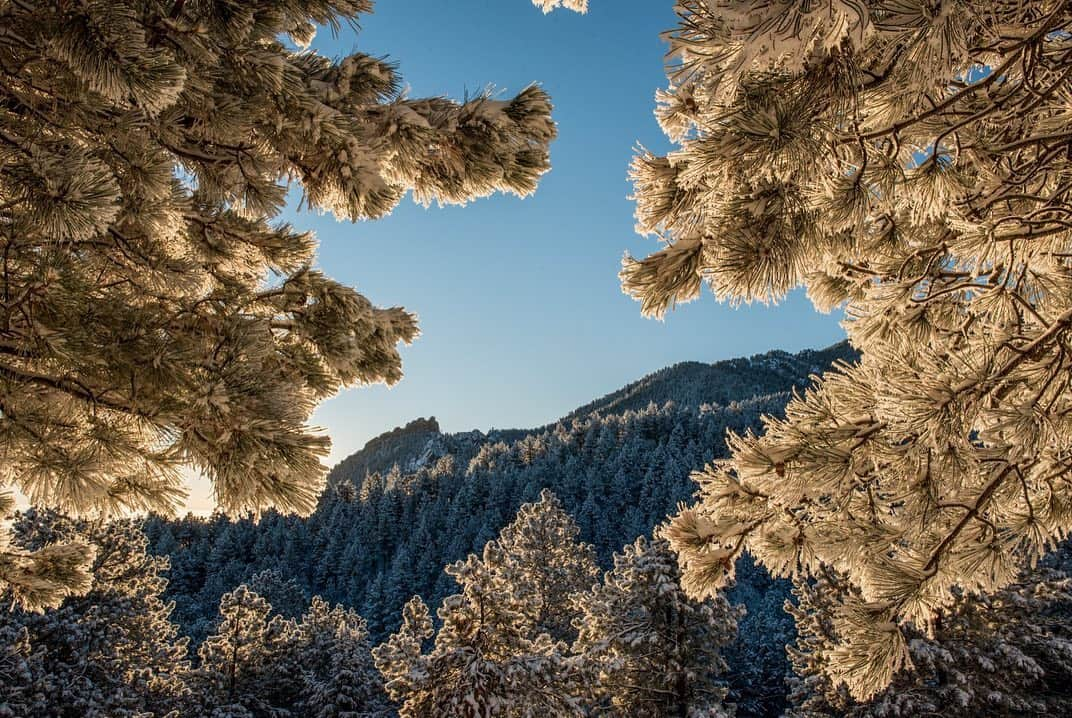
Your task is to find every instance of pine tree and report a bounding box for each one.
[361,573,388,640]
[373,490,596,717]
[335,480,358,505]
[492,488,599,643]
[0,622,49,717]
[247,568,309,621]
[0,0,559,606]
[370,596,436,716]
[0,511,191,717]
[573,534,739,717]
[723,555,795,717]
[295,596,390,718]
[591,0,1072,698]
[786,555,1072,717]
[197,585,301,716]
[308,630,391,718]
[783,566,865,718]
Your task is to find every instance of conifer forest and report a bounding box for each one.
[3,1,1072,716]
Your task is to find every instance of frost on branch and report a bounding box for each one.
[0,492,94,610]
[785,558,1072,717]
[629,0,1072,700]
[0,0,558,587]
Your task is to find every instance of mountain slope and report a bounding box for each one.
[326,340,856,490]
[327,416,445,489]
[563,341,855,421]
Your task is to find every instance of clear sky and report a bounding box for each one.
[183,1,846,512]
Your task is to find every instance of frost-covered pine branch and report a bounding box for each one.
[0,492,94,610]
[785,555,1072,717]
[0,0,559,606]
[619,0,1072,699]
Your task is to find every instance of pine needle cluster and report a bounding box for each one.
[610,0,1072,699]
[0,0,558,608]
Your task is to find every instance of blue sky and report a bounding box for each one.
[187,1,845,512]
[303,1,847,457]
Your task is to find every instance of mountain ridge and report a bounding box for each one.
[562,340,856,421]
[327,339,856,488]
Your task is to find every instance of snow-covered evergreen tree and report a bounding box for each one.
[0,622,49,717]
[0,0,559,606]
[307,632,390,718]
[574,534,739,717]
[374,490,596,716]
[247,569,309,621]
[723,555,795,716]
[295,596,391,718]
[197,585,301,716]
[595,0,1072,698]
[783,566,868,718]
[492,489,599,642]
[786,554,1072,717]
[371,596,436,716]
[0,511,190,717]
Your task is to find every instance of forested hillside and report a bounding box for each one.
[144,342,854,716]
[324,342,855,488]
[561,343,854,422]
